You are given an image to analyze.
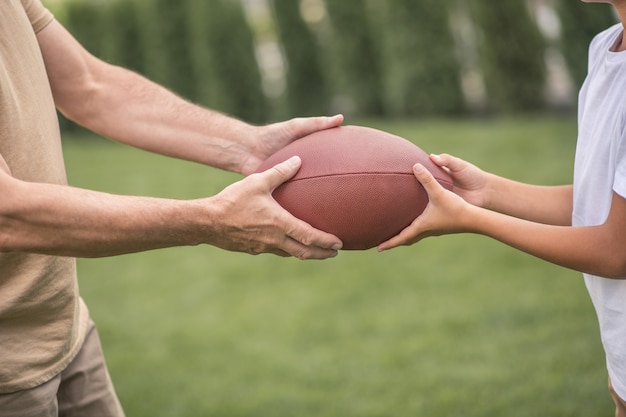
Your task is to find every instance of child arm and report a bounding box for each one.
[379,163,626,279]
[430,153,573,225]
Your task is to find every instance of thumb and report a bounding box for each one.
[413,163,439,194]
[262,156,301,190]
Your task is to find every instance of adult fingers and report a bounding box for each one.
[282,114,344,139]
[282,215,343,258]
[257,156,343,257]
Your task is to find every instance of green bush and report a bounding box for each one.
[100,0,145,75]
[381,0,465,116]
[55,0,602,124]
[187,0,268,123]
[470,0,547,112]
[137,0,196,101]
[324,0,386,116]
[55,0,105,133]
[61,0,106,57]
[272,0,330,117]
[556,0,617,89]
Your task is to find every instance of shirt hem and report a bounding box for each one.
[0,299,90,394]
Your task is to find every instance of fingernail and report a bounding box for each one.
[413,163,425,174]
[332,243,342,251]
[286,156,300,167]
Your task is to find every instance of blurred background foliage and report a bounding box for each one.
[50,0,617,128]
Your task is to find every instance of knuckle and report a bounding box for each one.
[294,251,309,260]
[271,163,289,177]
[241,172,264,189]
[248,246,263,256]
[298,231,315,247]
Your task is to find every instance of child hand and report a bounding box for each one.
[377,163,471,251]
[430,153,490,209]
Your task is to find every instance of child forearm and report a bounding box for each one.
[464,200,626,278]
[485,174,573,226]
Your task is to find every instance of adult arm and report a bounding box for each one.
[13,19,344,259]
[0,153,341,259]
[37,19,342,175]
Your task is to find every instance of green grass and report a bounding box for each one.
[63,115,611,416]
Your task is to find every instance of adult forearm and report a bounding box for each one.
[70,63,254,173]
[0,156,343,260]
[0,178,211,257]
[39,20,254,173]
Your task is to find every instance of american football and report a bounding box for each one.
[256,125,453,250]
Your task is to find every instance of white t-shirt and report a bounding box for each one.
[574,23,626,400]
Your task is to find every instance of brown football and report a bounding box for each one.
[255,125,453,250]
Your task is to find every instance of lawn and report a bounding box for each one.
[62,115,611,417]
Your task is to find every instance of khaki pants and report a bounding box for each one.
[610,378,626,417]
[0,320,125,417]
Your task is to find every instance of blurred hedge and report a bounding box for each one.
[470,0,547,112]
[52,0,618,127]
[272,0,330,118]
[556,0,617,90]
[380,0,465,116]
[324,0,386,117]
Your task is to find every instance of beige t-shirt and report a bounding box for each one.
[0,0,88,393]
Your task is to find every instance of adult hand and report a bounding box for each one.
[239,114,344,176]
[209,156,343,259]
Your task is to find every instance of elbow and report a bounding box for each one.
[55,78,101,128]
[610,260,626,280]
[0,178,33,254]
[0,185,14,253]
[53,59,113,129]
[0,220,22,254]
[0,196,29,254]
[595,254,626,279]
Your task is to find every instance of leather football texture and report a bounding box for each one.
[255,125,453,250]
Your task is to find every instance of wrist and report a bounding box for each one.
[182,198,224,247]
[482,172,502,212]
[229,123,260,175]
[460,203,488,234]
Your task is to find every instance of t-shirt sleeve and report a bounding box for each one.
[21,0,54,33]
[613,128,626,199]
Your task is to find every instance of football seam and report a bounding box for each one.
[288,172,450,183]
